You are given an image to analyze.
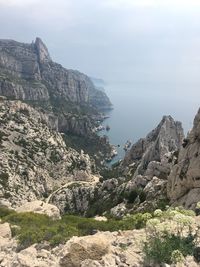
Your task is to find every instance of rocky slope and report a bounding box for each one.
[167,108,200,209]
[0,99,97,208]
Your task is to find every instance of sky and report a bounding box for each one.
[1,0,200,83]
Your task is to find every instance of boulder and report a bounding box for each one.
[0,223,12,239]
[110,203,127,219]
[59,235,110,267]
[16,201,61,220]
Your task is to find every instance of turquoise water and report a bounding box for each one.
[99,81,200,162]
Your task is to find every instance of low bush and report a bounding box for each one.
[143,207,198,265]
[0,206,15,218]
[1,211,78,249]
[0,208,150,249]
[0,172,9,187]
[144,231,195,264]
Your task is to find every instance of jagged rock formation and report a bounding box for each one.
[167,108,200,209]
[124,115,184,175]
[0,99,96,208]
[121,115,184,212]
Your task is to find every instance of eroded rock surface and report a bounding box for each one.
[168,108,200,209]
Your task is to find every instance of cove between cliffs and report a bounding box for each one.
[98,80,200,163]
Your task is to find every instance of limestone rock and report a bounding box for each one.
[124,115,184,177]
[35,37,51,63]
[110,203,127,219]
[16,201,61,220]
[167,108,200,209]
[0,223,12,238]
[59,234,110,267]
[49,178,125,215]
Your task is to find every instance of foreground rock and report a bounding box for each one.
[0,223,12,239]
[168,108,200,209]
[1,209,200,266]
[59,234,110,267]
[0,228,145,267]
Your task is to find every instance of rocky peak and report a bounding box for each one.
[124,115,184,176]
[34,37,51,63]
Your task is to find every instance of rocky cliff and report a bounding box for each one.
[0,37,113,163]
[167,108,200,209]
[0,38,112,141]
[0,38,111,109]
[0,99,97,208]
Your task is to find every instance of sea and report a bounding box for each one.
[98,81,200,163]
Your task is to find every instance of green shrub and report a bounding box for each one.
[0,210,149,249]
[124,188,146,204]
[143,232,195,264]
[0,206,15,218]
[0,172,9,187]
[2,212,78,249]
[143,208,197,265]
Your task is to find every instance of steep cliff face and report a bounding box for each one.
[0,99,96,208]
[167,108,200,209]
[0,38,111,109]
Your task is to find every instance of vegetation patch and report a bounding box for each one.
[0,207,150,249]
[143,207,198,265]
[0,172,9,187]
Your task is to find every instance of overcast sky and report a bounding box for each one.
[1,0,200,83]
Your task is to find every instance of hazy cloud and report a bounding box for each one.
[0,0,200,83]
[101,0,200,9]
